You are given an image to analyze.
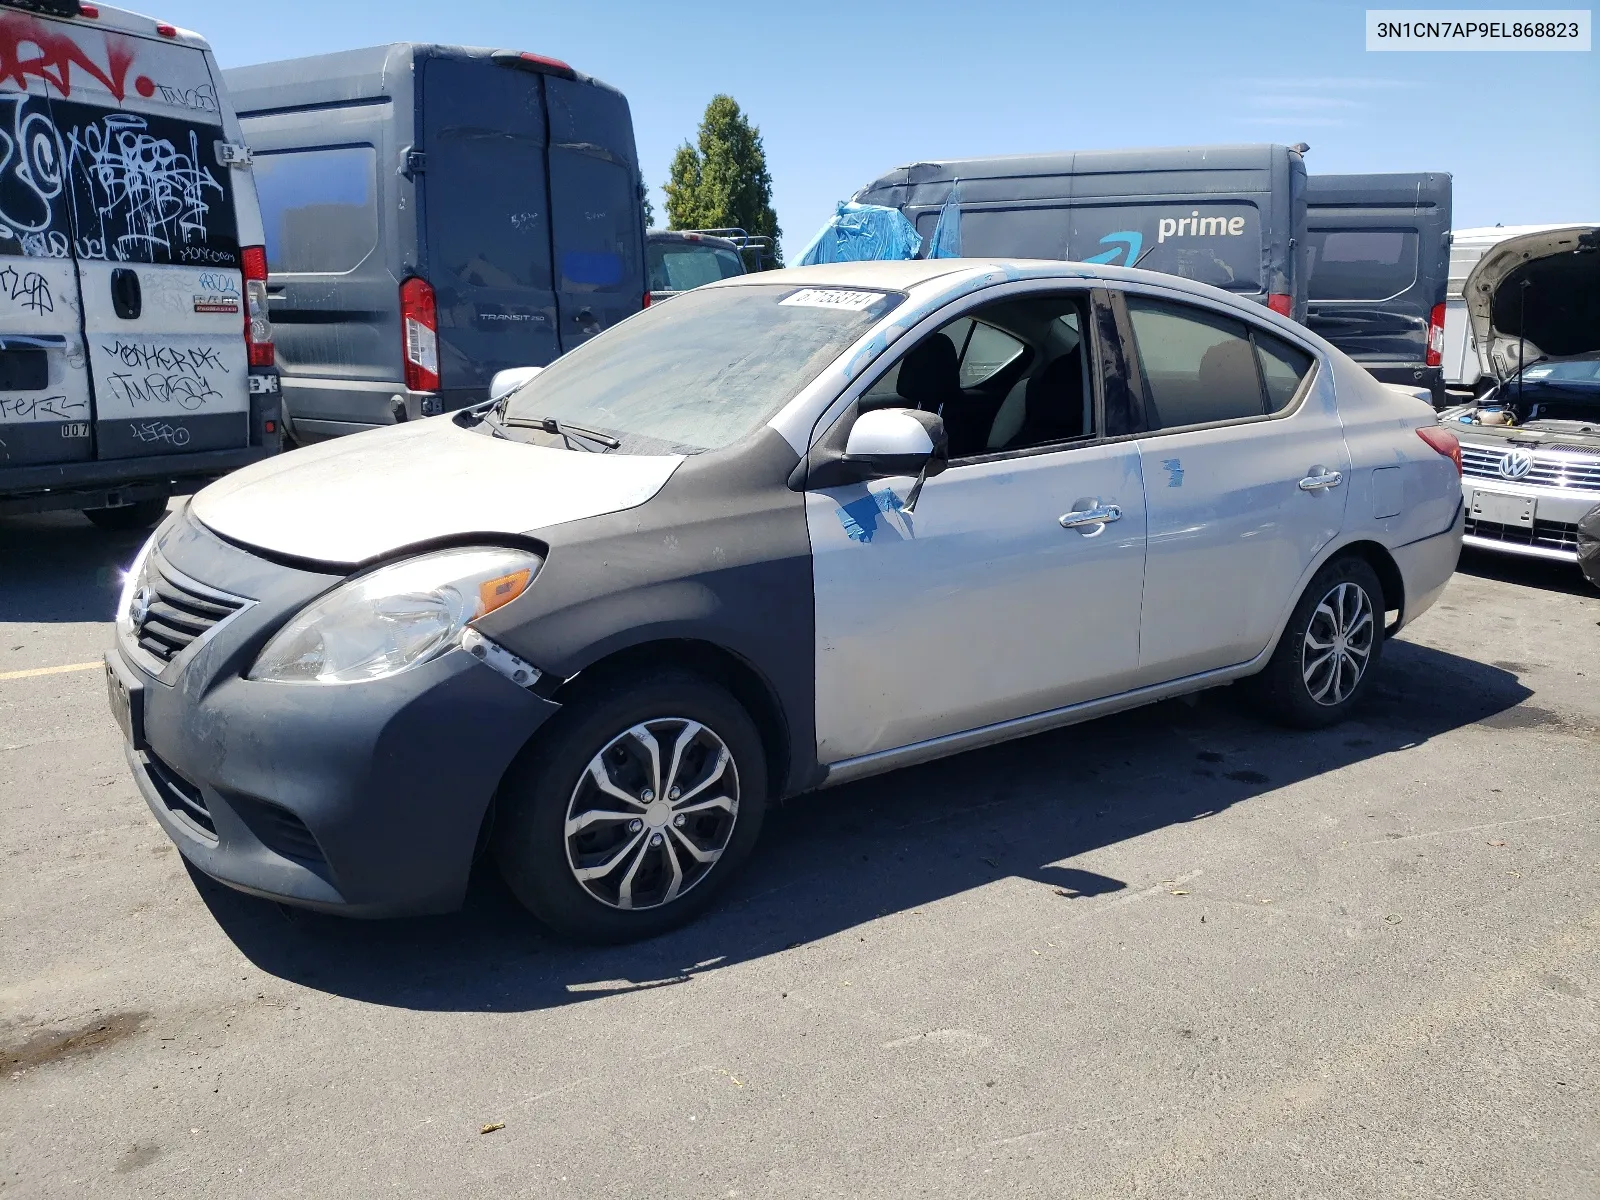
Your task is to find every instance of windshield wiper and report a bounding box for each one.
[502,414,620,452]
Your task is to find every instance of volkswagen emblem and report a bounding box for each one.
[130,585,155,628]
[1498,449,1535,480]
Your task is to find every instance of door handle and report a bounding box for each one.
[110,268,142,320]
[1298,469,1343,491]
[1058,503,1122,529]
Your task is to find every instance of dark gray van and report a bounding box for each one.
[225,45,646,443]
[1305,172,1451,405]
[854,144,1309,320]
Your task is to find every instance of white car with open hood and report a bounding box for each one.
[1441,225,1600,563]
[106,258,1463,942]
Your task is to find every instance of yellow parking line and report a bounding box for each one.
[0,661,103,682]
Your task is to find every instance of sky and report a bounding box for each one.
[156,0,1597,260]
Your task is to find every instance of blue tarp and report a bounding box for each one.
[927,186,962,258]
[797,202,923,265]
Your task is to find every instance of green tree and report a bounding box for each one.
[663,95,782,267]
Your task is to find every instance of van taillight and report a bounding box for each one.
[1267,293,1292,317]
[1416,425,1462,475]
[642,291,651,309]
[241,246,274,367]
[1425,302,1446,367]
[400,277,440,393]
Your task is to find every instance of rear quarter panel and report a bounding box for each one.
[1330,353,1461,571]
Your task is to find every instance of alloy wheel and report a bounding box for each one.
[563,718,740,911]
[1301,581,1375,706]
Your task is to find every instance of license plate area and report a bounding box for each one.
[105,656,147,751]
[1469,488,1535,528]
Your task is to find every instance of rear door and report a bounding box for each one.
[1305,173,1451,367]
[43,22,249,459]
[546,76,643,350]
[0,16,93,468]
[422,56,560,399]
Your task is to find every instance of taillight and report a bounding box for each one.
[400,277,440,393]
[1425,302,1446,367]
[641,291,651,309]
[241,246,273,368]
[1417,425,1462,475]
[1267,293,1292,317]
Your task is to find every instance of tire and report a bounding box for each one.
[493,667,768,943]
[1246,555,1385,730]
[83,498,168,533]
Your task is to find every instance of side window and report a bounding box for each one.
[253,146,378,275]
[1254,331,1315,412]
[860,292,1093,459]
[1124,297,1266,429]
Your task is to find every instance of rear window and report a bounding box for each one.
[1307,230,1419,301]
[648,242,743,292]
[253,147,378,274]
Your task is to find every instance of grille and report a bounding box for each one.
[1461,444,1600,492]
[1464,514,1580,554]
[143,753,216,838]
[133,553,247,666]
[234,797,326,866]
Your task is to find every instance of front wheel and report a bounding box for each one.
[1247,556,1385,729]
[493,668,767,943]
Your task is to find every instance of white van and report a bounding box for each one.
[1443,224,1596,399]
[0,0,280,531]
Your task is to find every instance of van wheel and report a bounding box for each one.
[1247,556,1385,730]
[493,668,767,944]
[83,499,167,532]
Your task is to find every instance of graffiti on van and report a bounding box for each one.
[0,393,85,421]
[0,12,137,101]
[100,339,229,413]
[0,94,234,266]
[0,263,52,312]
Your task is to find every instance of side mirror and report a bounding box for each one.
[489,365,543,403]
[842,408,948,479]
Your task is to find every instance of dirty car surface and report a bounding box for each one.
[106,259,1464,943]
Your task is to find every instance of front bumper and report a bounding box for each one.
[1459,479,1599,564]
[110,512,559,916]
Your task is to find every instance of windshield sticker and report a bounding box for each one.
[781,288,883,312]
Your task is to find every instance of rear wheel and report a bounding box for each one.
[1247,556,1385,729]
[83,498,167,532]
[494,668,767,943]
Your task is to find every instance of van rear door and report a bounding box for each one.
[546,76,642,350]
[0,14,95,468]
[1304,172,1451,387]
[422,55,561,400]
[55,28,249,459]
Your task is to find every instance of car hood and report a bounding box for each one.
[190,417,684,567]
[1463,225,1600,379]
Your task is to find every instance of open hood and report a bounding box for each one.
[1463,225,1600,381]
[189,418,684,567]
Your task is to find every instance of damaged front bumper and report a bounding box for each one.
[110,512,558,917]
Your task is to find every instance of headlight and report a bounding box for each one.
[115,534,158,643]
[248,547,543,684]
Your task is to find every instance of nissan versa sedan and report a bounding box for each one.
[106,260,1465,943]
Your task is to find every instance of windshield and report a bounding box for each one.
[502,284,903,453]
[1521,359,1600,383]
[648,242,745,292]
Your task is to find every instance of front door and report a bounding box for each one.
[807,290,1147,766]
[1119,293,1350,680]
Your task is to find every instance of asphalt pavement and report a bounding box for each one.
[2,505,1597,1198]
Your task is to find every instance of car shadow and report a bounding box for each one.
[1457,546,1596,598]
[0,508,164,623]
[189,639,1534,1012]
